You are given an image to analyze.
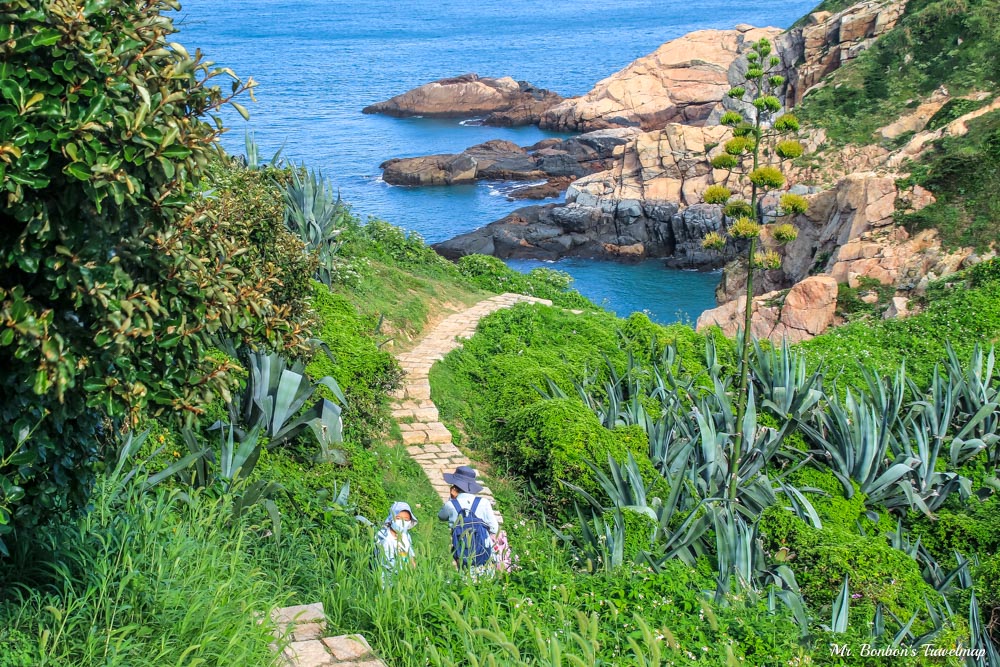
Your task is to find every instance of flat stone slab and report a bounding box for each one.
[273,603,326,625]
[286,639,337,666]
[323,635,374,661]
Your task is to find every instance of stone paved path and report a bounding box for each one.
[390,293,552,514]
[273,603,385,667]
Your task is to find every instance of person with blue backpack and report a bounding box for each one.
[437,466,498,577]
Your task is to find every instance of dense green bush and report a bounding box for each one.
[760,507,937,627]
[204,159,317,314]
[969,257,1000,287]
[785,467,873,533]
[0,0,312,554]
[908,496,1000,564]
[306,284,402,445]
[498,399,657,510]
[432,303,628,445]
[253,442,388,527]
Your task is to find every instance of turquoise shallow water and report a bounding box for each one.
[176,0,816,323]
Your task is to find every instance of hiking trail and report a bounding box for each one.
[390,293,553,519]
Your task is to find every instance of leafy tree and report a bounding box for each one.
[0,0,309,554]
[699,37,809,496]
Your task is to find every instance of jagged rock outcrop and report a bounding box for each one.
[568,124,732,208]
[362,74,563,126]
[887,93,1000,169]
[779,0,905,107]
[696,275,838,343]
[380,129,638,192]
[431,199,731,266]
[538,26,781,132]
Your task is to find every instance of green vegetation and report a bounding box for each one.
[433,263,1000,657]
[801,266,1000,388]
[3,0,999,664]
[0,0,307,556]
[456,254,595,309]
[797,0,1000,145]
[897,110,1000,250]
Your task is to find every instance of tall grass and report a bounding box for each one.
[0,482,284,667]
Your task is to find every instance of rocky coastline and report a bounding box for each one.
[364,0,992,342]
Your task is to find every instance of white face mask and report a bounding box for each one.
[391,518,409,533]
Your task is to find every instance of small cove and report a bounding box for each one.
[177,0,816,323]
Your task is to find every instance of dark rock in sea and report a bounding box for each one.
[507,177,576,200]
[379,128,638,197]
[362,73,564,127]
[433,199,737,268]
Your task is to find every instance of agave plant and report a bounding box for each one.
[803,389,920,514]
[242,130,285,170]
[283,165,347,286]
[550,503,627,573]
[943,343,1000,466]
[749,338,825,423]
[968,590,1000,667]
[234,349,347,463]
[897,414,972,516]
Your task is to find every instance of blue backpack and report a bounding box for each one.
[450,498,491,567]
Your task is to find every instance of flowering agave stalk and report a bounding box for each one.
[699,37,809,492]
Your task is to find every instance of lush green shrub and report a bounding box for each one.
[969,257,1000,287]
[908,496,1000,564]
[604,507,657,560]
[0,0,314,554]
[0,628,34,667]
[785,467,873,532]
[349,219,458,276]
[204,159,317,314]
[253,442,388,528]
[760,507,937,628]
[306,284,402,445]
[498,399,656,510]
[432,303,628,447]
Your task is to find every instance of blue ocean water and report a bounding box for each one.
[176,0,816,323]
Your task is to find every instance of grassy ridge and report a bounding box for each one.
[797,0,1000,146]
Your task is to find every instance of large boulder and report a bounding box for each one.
[539,26,781,132]
[696,275,839,342]
[432,198,732,267]
[362,73,563,126]
[380,154,478,186]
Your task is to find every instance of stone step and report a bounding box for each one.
[271,603,386,666]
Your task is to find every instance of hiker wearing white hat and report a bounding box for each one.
[374,500,418,582]
[437,466,498,571]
